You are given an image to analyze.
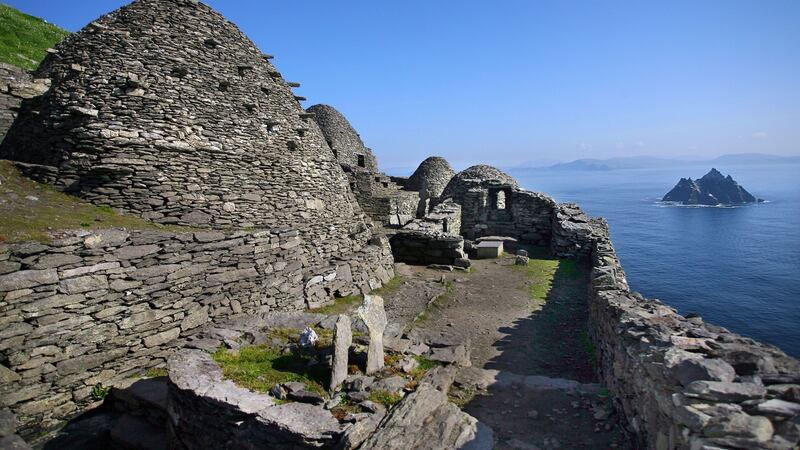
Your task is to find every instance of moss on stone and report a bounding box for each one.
[310,295,363,315]
[211,345,328,396]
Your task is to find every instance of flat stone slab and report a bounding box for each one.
[455,367,602,395]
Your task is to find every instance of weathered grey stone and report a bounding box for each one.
[0,269,58,291]
[144,327,180,348]
[32,253,82,269]
[685,381,767,402]
[0,365,20,384]
[59,274,108,294]
[56,348,128,376]
[114,245,160,260]
[704,412,774,442]
[357,295,387,374]
[330,314,352,392]
[666,350,736,386]
[180,307,208,331]
[429,344,471,367]
[83,229,130,249]
[674,405,712,431]
[359,384,492,450]
[754,399,800,417]
[0,407,15,437]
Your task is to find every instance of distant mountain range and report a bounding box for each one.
[533,153,800,171]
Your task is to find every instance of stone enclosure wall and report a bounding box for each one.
[0,227,393,438]
[551,205,800,449]
[390,201,468,267]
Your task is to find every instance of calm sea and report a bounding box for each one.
[508,163,800,357]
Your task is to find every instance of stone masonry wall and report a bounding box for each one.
[0,63,49,142]
[552,205,800,449]
[460,188,555,245]
[390,201,467,267]
[0,227,393,439]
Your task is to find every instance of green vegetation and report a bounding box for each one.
[412,280,455,326]
[310,295,363,315]
[512,250,580,303]
[90,383,110,401]
[371,276,404,296]
[212,345,328,396]
[144,367,168,378]
[0,4,69,70]
[0,161,187,243]
[368,389,402,408]
[447,384,476,408]
[267,326,334,347]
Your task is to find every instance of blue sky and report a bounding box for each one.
[8,0,800,171]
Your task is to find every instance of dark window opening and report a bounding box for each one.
[357,154,366,168]
[332,148,338,158]
[442,219,449,233]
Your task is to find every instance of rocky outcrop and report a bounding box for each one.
[662,168,760,205]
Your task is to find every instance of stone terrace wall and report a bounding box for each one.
[459,188,555,246]
[0,227,393,438]
[351,171,420,227]
[552,205,800,449]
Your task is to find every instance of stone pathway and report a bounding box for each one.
[384,255,632,449]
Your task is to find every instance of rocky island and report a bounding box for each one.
[662,168,761,205]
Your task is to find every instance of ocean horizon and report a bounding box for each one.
[509,162,800,357]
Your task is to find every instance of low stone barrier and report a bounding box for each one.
[554,206,800,449]
[0,227,393,438]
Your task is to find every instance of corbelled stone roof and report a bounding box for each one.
[307,103,377,172]
[406,156,455,199]
[0,0,372,261]
[441,164,519,202]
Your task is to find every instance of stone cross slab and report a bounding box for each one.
[330,314,352,392]
[357,295,388,374]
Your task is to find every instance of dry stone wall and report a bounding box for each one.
[0,227,393,439]
[390,201,467,267]
[307,104,378,173]
[552,204,800,449]
[0,63,49,143]
[0,0,372,268]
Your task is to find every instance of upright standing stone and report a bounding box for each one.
[330,314,352,391]
[357,295,388,374]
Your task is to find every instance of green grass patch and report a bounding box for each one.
[0,161,189,242]
[0,4,70,70]
[409,355,442,380]
[212,345,328,396]
[144,367,168,378]
[371,276,404,296]
[368,389,402,408]
[310,295,363,315]
[448,384,476,408]
[267,327,334,347]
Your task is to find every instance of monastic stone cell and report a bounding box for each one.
[0,0,372,265]
[406,156,455,201]
[440,164,519,204]
[306,103,378,172]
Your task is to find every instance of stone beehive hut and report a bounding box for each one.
[0,0,371,263]
[441,164,519,203]
[407,156,455,200]
[307,103,378,172]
